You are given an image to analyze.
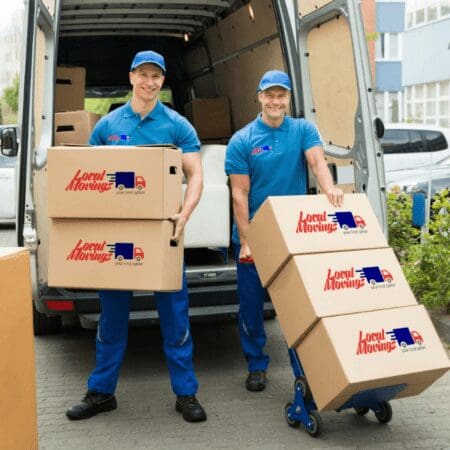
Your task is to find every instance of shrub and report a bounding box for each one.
[387,189,450,311]
[386,189,420,260]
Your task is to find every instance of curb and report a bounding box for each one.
[428,310,450,345]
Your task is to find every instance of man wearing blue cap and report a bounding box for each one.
[225,70,344,392]
[66,51,207,423]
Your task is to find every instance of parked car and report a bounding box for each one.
[0,125,18,224]
[381,124,450,172]
[386,155,450,197]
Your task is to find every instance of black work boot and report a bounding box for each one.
[66,391,117,420]
[246,371,267,392]
[175,395,207,422]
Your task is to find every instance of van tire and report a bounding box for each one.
[33,305,62,335]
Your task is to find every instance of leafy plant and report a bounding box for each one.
[386,189,420,260]
[2,74,19,113]
[388,189,450,311]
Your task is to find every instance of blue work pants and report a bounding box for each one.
[233,244,270,373]
[87,272,198,396]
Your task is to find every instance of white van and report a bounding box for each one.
[381,123,450,172]
[2,0,386,334]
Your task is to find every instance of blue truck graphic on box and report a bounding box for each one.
[107,172,146,190]
[328,211,366,230]
[386,327,423,347]
[356,266,393,285]
[107,242,144,261]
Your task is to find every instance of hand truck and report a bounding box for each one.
[285,348,406,437]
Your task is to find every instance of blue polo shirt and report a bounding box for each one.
[90,100,200,152]
[225,114,322,244]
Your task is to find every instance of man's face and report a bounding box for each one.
[129,63,165,103]
[258,87,290,121]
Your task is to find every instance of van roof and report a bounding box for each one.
[60,0,242,39]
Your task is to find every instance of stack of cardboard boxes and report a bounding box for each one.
[54,66,101,145]
[247,194,449,411]
[47,145,183,291]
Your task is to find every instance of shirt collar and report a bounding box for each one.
[256,113,289,131]
[122,100,164,120]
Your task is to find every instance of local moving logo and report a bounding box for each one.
[251,145,272,156]
[65,170,146,193]
[324,266,394,291]
[356,327,424,355]
[66,240,144,265]
[296,211,367,234]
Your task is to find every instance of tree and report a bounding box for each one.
[3,74,20,114]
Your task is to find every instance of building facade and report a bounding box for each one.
[374,0,405,124]
[403,0,450,127]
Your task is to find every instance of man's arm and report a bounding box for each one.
[305,146,344,207]
[170,152,203,242]
[229,174,252,260]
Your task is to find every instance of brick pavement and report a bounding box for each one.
[1,226,449,449]
[35,321,450,450]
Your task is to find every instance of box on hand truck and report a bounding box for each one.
[247,194,450,438]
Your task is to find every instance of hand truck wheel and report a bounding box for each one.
[284,402,300,428]
[354,407,370,416]
[374,401,393,424]
[304,410,323,438]
[295,376,313,403]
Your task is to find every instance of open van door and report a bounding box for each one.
[18,0,62,333]
[277,0,387,232]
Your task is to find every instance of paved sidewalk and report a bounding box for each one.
[35,320,450,450]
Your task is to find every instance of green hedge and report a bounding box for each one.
[387,189,450,311]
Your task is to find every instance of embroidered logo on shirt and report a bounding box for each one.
[107,134,131,142]
[251,145,272,156]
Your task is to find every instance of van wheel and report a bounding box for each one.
[33,305,62,335]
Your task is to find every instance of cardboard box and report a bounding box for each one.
[47,145,182,219]
[185,98,231,139]
[296,305,449,411]
[54,110,101,145]
[48,219,183,291]
[268,248,418,347]
[0,248,38,449]
[55,66,86,112]
[182,183,230,248]
[247,194,388,287]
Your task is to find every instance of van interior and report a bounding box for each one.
[35,0,288,284]
[57,0,287,133]
[32,0,373,318]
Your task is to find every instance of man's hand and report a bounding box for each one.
[169,213,188,243]
[326,186,344,208]
[239,242,254,264]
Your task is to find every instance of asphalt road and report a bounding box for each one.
[1,226,449,449]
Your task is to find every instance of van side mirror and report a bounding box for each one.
[374,117,385,139]
[1,127,18,157]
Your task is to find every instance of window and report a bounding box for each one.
[375,33,400,60]
[427,5,438,21]
[381,129,410,154]
[406,0,450,28]
[416,8,425,24]
[389,34,399,60]
[423,130,448,152]
[381,129,428,155]
[409,130,425,153]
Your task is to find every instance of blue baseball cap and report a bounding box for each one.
[257,70,291,92]
[130,50,166,73]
